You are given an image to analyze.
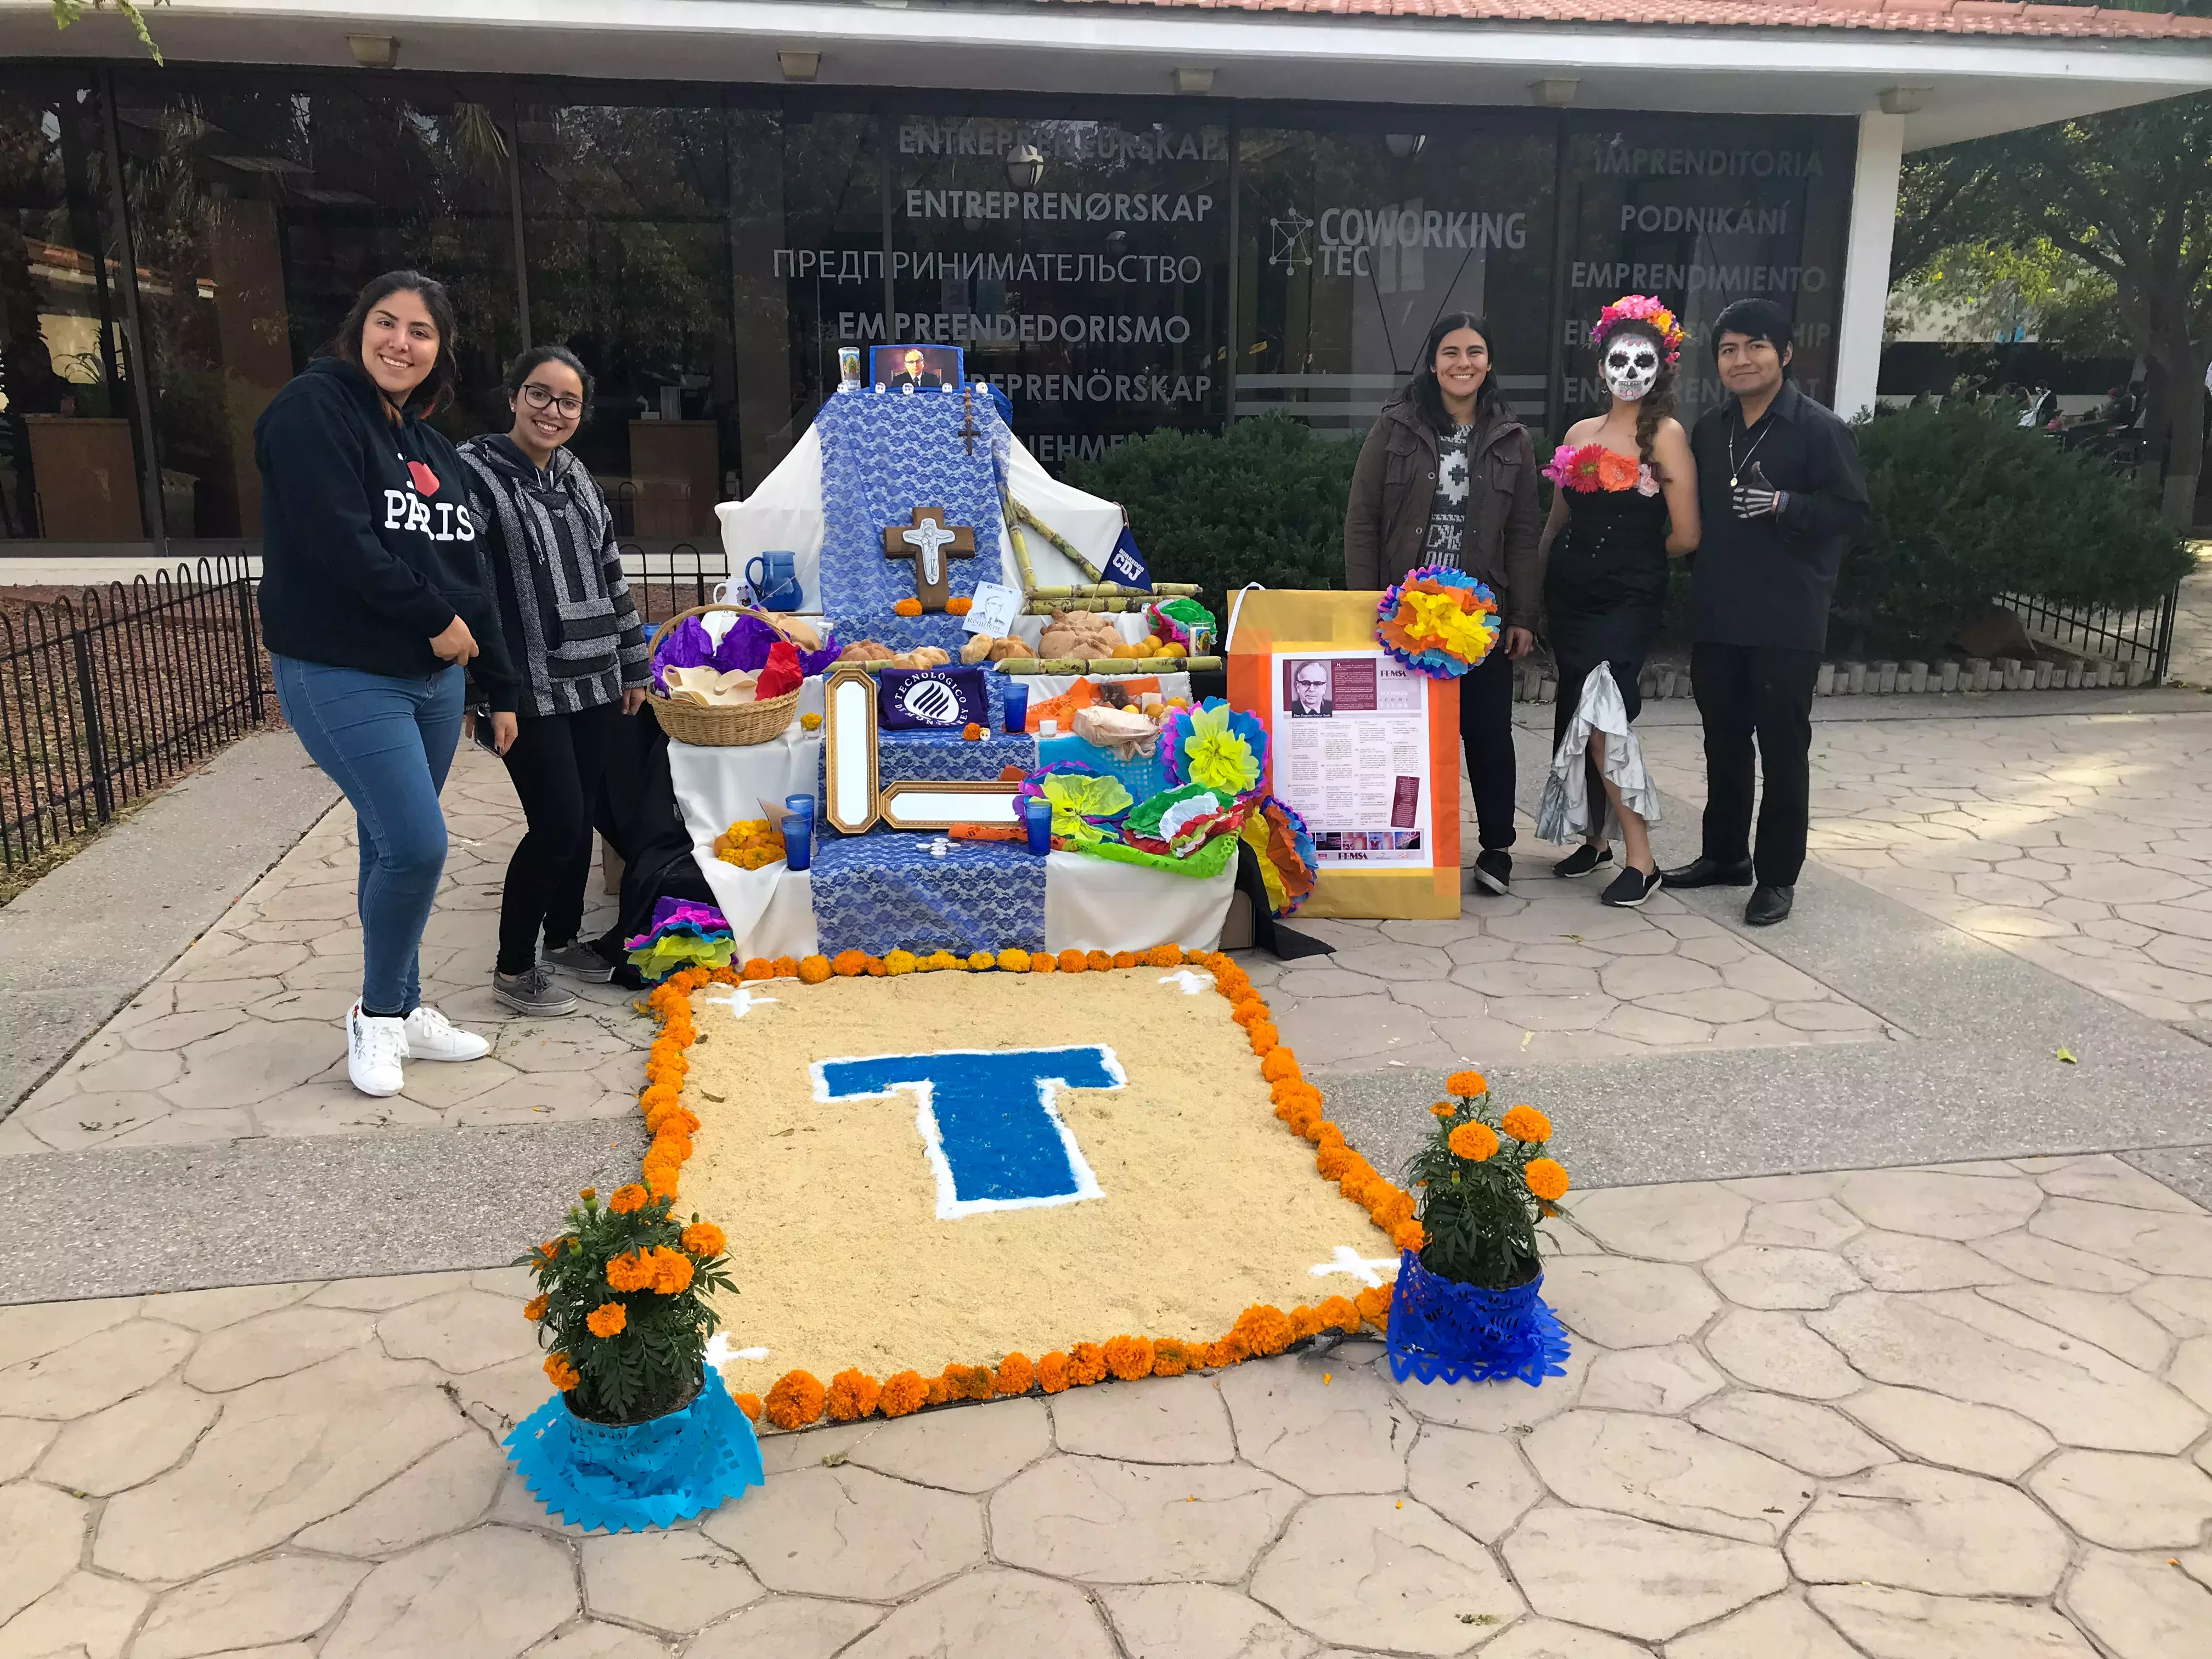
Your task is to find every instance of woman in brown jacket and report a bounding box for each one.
[1344,312,1541,894]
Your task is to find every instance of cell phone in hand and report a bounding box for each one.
[468,705,501,755]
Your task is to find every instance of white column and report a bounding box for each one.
[1833,111,1905,420]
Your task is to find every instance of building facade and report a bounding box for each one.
[1,1,2206,554]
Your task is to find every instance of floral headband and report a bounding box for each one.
[1592,294,1685,365]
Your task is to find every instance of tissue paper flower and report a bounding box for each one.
[1122,782,1254,857]
[1162,698,1266,794]
[1038,771,1135,845]
[1375,566,1500,680]
[1239,795,1319,916]
[653,611,840,683]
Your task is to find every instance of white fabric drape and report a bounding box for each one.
[1537,662,1663,844]
[1043,851,1237,952]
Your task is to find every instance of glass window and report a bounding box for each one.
[889,109,1230,471]
[112,71,521,540]
[1237,114,1559,444]
[1560,116,1857,430]
[728,103,883,490]
[0,71,149,541]
[517,93,738,542]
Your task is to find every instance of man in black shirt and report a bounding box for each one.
[1662,298,1868,927]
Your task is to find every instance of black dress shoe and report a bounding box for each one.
[1745,884,1795,926]
[1661,856,1756,889]
[1471,848,1513,895]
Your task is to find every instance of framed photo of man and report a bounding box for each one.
[871,344,965,392]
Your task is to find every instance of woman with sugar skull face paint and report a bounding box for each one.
[1534,298,1700,909]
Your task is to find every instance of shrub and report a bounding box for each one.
[1064,414,1359,619]
[1404,1076,1566,1291]
[1839,399,2190,655]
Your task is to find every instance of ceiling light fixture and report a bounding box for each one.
[1529,78,1579,108]
[780,50,821,83]
[1878,85,1931,115]
[346,35,399,69]
[1173,67,1216,96]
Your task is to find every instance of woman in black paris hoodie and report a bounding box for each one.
[459,346,650,1019]
[255,269,516,1101]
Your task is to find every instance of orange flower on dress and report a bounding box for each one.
[608,1184,649,1215]
[765,1370,827,1429]
[681,1222,726,1259]
[1595,449,1640,492]
[586,1302,628,1339]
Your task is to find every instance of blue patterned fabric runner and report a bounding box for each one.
[809,827,1046,956]
[816,392,1008,621]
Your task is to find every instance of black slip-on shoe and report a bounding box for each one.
[1600,866,1663,909]
[1554,843,1614,880]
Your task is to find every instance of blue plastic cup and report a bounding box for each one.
[1002,679,1030,735]
[1024,798,1053,855]
[782,794,815,871]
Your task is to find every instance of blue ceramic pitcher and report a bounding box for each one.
[746,551,803,611]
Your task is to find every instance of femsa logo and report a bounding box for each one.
[381,456,476,543]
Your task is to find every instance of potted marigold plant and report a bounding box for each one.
[503,1185,763,1530]
[1387,1072,1573,1387]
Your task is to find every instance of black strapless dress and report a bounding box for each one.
[1543,484,1671,726]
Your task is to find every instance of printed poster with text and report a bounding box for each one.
[1228,590,1460,921]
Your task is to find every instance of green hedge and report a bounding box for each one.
[1064,415,1358,622]
[1840,399,2191,655]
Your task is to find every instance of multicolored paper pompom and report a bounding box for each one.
[1161,698,1268,795]
[1239,796,1319,917]
[1375,566,1500,679]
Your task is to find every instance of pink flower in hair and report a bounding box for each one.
[1593,294,1686,364]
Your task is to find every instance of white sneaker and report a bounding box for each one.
[347,1003,407,1097]
[402,1005,492,1063]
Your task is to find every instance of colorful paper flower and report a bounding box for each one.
[1161,698,1267,794]
[1238,796,1319,917]
[1375,566,1500,679]
[1032,768,1134,845]
[1147,596,1216,654]
[1122,782,1251,857]
[1592,292,1686,363]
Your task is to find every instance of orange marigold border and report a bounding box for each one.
[633,943,1413,1432]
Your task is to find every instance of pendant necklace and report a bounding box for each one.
[1728,415,1773,489]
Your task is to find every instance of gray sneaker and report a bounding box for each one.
[544,940,615,983]
[494,964,580,1017]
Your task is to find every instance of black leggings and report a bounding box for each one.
[498,702,625,976]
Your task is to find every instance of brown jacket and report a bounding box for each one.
[1343,396,1542,631]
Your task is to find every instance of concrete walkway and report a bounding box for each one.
[1,1154,2205,1657]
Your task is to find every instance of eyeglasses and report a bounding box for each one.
[518,382,584,417]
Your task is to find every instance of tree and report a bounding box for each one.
[50,0,166,63]
[1897,93,2212,523]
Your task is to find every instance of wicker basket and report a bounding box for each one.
[645,603,806,748]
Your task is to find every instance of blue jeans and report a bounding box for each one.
[273,654,463,1016]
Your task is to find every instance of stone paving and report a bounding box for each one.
[3,1154,2208,1657]
[2164,541,2212,691]
[1639,707,2212,1028]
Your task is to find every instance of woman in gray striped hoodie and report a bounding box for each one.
[460,346,650,1017]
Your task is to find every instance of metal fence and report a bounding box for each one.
[1,556,270,872]
[2002,580,2182,687]
[620,542,733,629]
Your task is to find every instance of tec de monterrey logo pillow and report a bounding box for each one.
[877,666,988,731]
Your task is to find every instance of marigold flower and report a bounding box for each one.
[878,1371,928,1417]
[1111,951,1139,970]
[1449,1121,1500,1161]
[968,951,995,970]
[1029,953,1057,974]
[579,1187,597,1203]
[538,1240,561,1263]
[1372,1189,1416,1228]
[1232,999,1268,1028]
[1260,1048,1300,1083]
[600,1184,646,1218]
[1036,1351,1073,1393]
[681,1222,726,1259]
[742,957,775,982]
[1316,1144,1355,1180]
[997,948,1031,972]
[1146,944,1183,968]
[1058,949,1087,973]
[1290,1305,1325,1340]
[1234,1305,1293,1357]
[1068,1342,1108,1385]
[1316,1122,1346,1149]
[922,950,958,971]
[832,950,870,978]
[1209,1329,1250,1366]
[924,1377,950,1406]
[586,1302,628,1339]
[827,1368,882,1421]
[1318,1295,1363,1335]
[650,1246,695,1296]
[1353,1284,1392,1327]
[893,597,923,617]
[544,1353,581,1392]
[798,955,833,985]
[523,1294,548,1322]
[765,1369,827,1429]
[772,956,800,978]
[1525,1158,1571,1201]
[1393,1219,1426,1252]
[1501,1105,1553,1143]
[734,1392,764,1421]
[1430,1102,1455,1118]
[606,1250,653,1293]
[1086,950,1113,972]
[1103,1335,1155,1381]
[1446,1070,1488,1099]
[945,1363,996,1401]
[946,596,974,616]
[996,1352,1036,1396]
[961,721,985,740]
[1151,1338,1190,1377]
[1248,1021,1279,1056]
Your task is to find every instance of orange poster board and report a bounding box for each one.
[1227,589,1461,921]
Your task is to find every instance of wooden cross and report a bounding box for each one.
[959,386,981,455]
[882,506,976,612]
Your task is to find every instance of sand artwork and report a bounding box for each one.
[678,967,1387,1401]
